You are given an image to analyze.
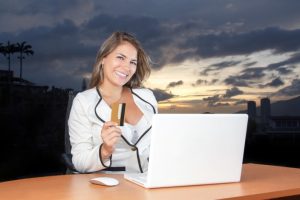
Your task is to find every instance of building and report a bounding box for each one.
[269,116,300,133]
[260,97,271,124]
[0,69,72,181]
[247,97,300,135]
[247,101,256,119]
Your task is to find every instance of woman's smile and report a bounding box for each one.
[115,70,129,79]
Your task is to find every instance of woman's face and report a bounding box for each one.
[102,41,137,87]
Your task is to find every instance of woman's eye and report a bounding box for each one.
[117,56,124,60]
[130,61,137,66]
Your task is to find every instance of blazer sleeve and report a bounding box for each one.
[68,93,110,173]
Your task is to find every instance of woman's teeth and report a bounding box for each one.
[115,71,127,78]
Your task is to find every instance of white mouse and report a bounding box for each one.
[90,177,119,186]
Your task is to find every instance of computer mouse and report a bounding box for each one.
[90,177,119,186]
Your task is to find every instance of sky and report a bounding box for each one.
[1,0,300,113]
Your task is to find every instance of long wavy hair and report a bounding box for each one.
[89,32,151,88]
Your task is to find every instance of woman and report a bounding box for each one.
[68,32,158,173]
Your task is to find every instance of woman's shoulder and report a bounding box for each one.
[131,87,157,105]
[131,87,158,113]
[132,87,155,98]
[74,87,98,103]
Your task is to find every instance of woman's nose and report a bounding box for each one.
[121,60,131,70]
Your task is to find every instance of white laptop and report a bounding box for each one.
[124,114,248,188]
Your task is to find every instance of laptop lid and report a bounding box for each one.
[144,113,248,188]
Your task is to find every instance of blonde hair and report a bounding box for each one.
[89,32,151,88]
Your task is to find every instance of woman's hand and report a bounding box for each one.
[100,121,121,159]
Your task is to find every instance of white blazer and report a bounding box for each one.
[68,87,158,173]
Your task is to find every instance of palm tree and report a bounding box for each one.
[4,41,18,72]
[0,43,5,61]
[16,41,34,79]
[0,43,4,55]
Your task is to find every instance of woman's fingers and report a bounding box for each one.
[102,126,121,140]
[101,121,122,154]
[103,121,118,129]
[103,130,121,146]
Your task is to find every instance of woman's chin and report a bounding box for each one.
[113,75,130,86]
[113,79,129,87]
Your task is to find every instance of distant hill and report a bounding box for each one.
[238,96,300,116]
[271,96,300,116]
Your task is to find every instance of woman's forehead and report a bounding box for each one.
[113,41,137,58]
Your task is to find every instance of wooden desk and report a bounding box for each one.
[1,164,300,200]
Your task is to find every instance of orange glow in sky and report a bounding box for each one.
[145,50,299,113]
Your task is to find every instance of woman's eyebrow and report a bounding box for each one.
[117,53,137,61]
[116,53,126,58]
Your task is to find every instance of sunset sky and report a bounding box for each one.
[1,0,300,113]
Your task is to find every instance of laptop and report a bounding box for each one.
[124,114,248,188]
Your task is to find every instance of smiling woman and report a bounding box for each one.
[68,32,158,173]
[101,42,138,88]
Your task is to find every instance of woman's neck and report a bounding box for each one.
[98,83,124,105]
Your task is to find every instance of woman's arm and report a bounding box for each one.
[68,94,109,173]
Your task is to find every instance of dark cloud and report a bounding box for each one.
[1,0,300,94]
[0,0,95,32]
[274,79,300,97]
[240,67,266,79]
[223,87,243,98]
[191,79,207,87]
[23,1,73,15]
[224,76,250,87]
[211,60,241,68]
[192,78,218,87]
[202,95,222,107]
[0,19,97,89]
[222,52,300,88]
[214,102,230,107]
[0,0,84,15]
[202,87,244,107]
[166,80,184,88]
[0,14,169,89]
[201,60,241,75]
[96,1,300,36]
[85,14,163,43]
[151,88,175,102]
[266,52,300,74]
[244,61,257,67]
[82,8,300,68]
[211,79,218,84]
[180,27,300,60]
[223,67,267,87]
[84,14,170,68]
[202,91,247,107]
[259,77,284,88]
[3,19,96,63]
[234,99,248,105]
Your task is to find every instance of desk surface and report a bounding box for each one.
[1,164,300,200]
